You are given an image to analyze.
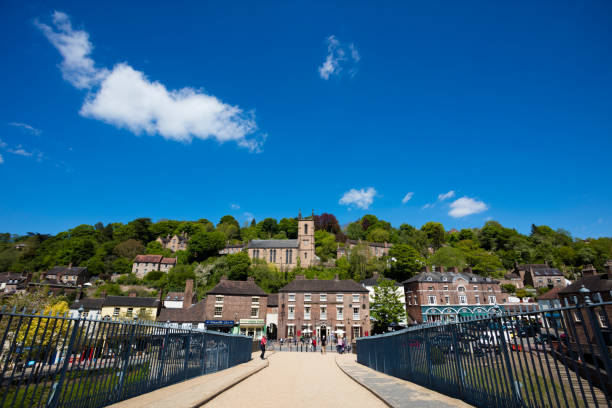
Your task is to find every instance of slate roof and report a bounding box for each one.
[47,266,88,276]
[247,239,299,249]
[70,298,105,311]
[164,291,185,301]
[559,274,612,295]
[207,279,267,296]
[361,274,401,287]
[267,293,279,307]
[158,301,207,323]
[520,264,564,276]
[224,244,246,249]
[160,257,177,265]
[401,271,499,285]
[0,273,26,284]
[103,296,160,308]
[537,286,563,301]
[504,272,521,280]
[134,255,163,263]
[280,278,368,293]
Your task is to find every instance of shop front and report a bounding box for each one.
[204,320,234,333]
[239,318,266,339]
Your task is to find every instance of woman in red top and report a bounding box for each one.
[260,335,267,360]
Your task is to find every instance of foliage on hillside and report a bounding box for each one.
[1,215,610,298]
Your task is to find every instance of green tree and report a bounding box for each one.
[366,227,390,243]
[314,230,337,261]
[370,279,406,334]
[114,239,145,259]
[428,246,466,269]
[421,222,445,249]
[501,284,516,293]
[278,218,298,239]
[226,252,251,280]
[346,222,365,240]
[188,231,225,262]
[259,218,279,238]
[387,244,424,282]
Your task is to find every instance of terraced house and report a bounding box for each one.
[403,267,507,323]
[132,254,177,278]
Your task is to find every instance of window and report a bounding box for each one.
[547,278,552,284]
[286,249,292,264]
[214,306,223,317]
[337,307,343,319]
[289,293,295,302]
[598,310,609,328]
[458,286,465,292]
[414,296,418,305]
[488,296,496,304]
[320,293,327,302]
[304,252,308,259]
[538,279,543,284]
[304,306,311,319]
[475,295,480,304]
[427,277,432,281]
[139,308,147,317]
[428,286,434,291]
[288,306,295,319]
[352,294,359,302]
[251,307,259,318]
[304,293,311,302]
[459,295,467,305]
[336,294,343,302]
[488,287,493,292]
[287,325,295,337]
[443,286,448,291]
[126,307,133,317]
[442,277,447,282]
[216,296,224,303]
[253,249,260,259]
[428,296,436,305]
[445,295,450,304]
[252,297,259,304]
[408,298,412,305]
[320,306,327,319]
[556,278,561,283]
[113,308,120,317]
[353,307,359,320]
[473,286,478,291]
[305,224,308,234]
[269,249,276,263]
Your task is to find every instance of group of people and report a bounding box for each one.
[270,334,350,354]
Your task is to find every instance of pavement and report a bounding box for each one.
[107,352,268,408]
[204,351,387,408]
[336,354,474,408]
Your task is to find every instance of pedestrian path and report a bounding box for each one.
[204,352,386,408]
[336,354,474,408]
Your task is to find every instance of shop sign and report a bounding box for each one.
[205,320,234,326]
[239,319,264,325]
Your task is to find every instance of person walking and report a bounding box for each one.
[312,337,317,352]
[321,334,326,355]
[260,335,267,360]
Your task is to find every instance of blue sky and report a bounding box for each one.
[1,1,611,238]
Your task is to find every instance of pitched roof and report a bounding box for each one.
[70,298,105,311]
[520,264,563,276]
[161,257,177,265]
[103,296,160,308]
[360,274,400,287]
[247,239,299,249]
[267,293,278,307]
[164,291,185,301]
[559,274,612,295]
[537,286,563,300]
[207,279,267,296]
[280,278,368,293]
[401,271,499,285]
[504,272,521,279]
[158,301,207,323]
[47,266,88,276]
[0,273,26,283]
[134,255,163,263]
[224,244,246,249]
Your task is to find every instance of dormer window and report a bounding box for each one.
[427,277,433,282]
[472,278,477,282]
[442,277,447,282]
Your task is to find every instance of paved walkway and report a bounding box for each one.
[336,355,474,408]
[204,352,387,408]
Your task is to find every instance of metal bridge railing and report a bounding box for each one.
[0,308,252,408]
[357,297,612,408]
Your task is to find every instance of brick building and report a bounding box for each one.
[158,280,207,329]
[403,267,507,324]
[156,233,189,252]
[204,277,268,338]
[132,254,177,278]
[246,211,315,270]
[337,240,393,259]
[0,272,28,295]
[278,275,370,342]
[42,265,89,286]
[509,262,567,289]
[558,263,612,369]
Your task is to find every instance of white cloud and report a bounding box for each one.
[448,197,489,218]
[37,11,264,152]
[318,35,360,80]
[8,146,33,157]
[231,203,240,210]
[402,192,414,204]
[339,187,377,210]
[8,122,42,135]
[422,203,432,209]
[438,190,455,201]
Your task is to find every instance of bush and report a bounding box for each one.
[501,284,516,293]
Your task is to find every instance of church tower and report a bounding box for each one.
[297,210,315,267]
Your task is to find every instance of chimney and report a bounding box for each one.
[129,291,137,297]
[439,266,445,273]
[582,264,597,277]
[450,266,459,273]
[183,279,194,309]
[423,266,430,273]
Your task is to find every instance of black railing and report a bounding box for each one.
[0,308,252,408]
[357,297,612,408]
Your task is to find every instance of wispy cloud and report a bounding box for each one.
[318,35,360,80]
[0,139,44,162]
[8,122,42,136]
[8,146,33,157]
[339,187,377,210]
[230,203,240,210]
[422,203,432,209]
[402,192,414,204]
[438,190,455,201]
[448,197,489,218]
[36,11,265,152]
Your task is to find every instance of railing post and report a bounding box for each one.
[184,333,191,379]
[47,316,80,408]
[157,325,170,384]
[115,320,137,400]
[497,315,521,406]
[424,331,433,387]
[450,325,464,399]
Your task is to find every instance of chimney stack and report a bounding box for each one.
[439,266,445,273]
[183,279,194,309]
[582,264,597,277]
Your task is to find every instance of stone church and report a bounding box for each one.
[247,211,315,270]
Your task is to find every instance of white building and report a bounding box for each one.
[361,272,407,327]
